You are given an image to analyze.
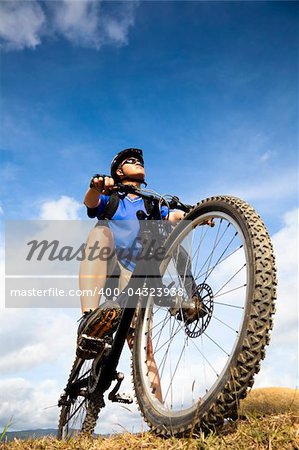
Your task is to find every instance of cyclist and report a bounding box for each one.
[77,148,183,398]
[78,147,184,327]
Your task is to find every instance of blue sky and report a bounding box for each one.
[0,0,298,433]
[1,1,297,229]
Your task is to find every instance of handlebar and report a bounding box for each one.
[113,183,193,213]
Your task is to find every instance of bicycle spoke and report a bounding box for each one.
[147,318,178,394]
[214,300,244,309]
[196,220,230,283]
[204,333,230,356]
[150,312,172,340]
[155,318,181,365]
[196,230,238,285]
[161,317,222,387]
[163,339,187,407]
[193,244,243,284]
[213,284,247,299]
[188,334,219,377]
[64,398,87,431]
[150,317,187,396]
[212,315,239,333]
[153,312,178,355]
[214,264,246,297]
[193,222,211,279]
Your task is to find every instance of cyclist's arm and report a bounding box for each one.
[85,194,110,218]
[84,175,115,208]
[168,210,184,222]
[167,210,213,225]
[84,188,101,208]
[160,206,184,222]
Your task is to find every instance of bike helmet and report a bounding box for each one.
[110,148,146,184]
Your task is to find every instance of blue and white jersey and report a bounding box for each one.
[87,195,168,271]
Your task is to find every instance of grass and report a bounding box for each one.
[1,414,298,450]
[239,387,299,416]
[1,388,298,449]
[0,419,12,443]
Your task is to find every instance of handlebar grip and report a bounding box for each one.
[89,174,110,189]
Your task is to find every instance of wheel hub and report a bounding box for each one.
[180,283,214,338]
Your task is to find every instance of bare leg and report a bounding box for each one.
[79,226,114,313]
[127,331,162,402]
[146,335,163,402]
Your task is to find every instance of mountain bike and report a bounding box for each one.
[57,185,276,438]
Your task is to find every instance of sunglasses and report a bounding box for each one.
[120,157,144,168]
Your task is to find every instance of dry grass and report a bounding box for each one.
[1,414,298,450]
[1,388,298,450]
[240,387,299,416]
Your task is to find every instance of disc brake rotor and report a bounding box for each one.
[183,283,214,338]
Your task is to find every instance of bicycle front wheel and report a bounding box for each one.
[132,196,276,436]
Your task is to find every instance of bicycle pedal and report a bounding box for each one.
[109,393,133,404]
[77,335,107,359]
[78,334,106,352]
[58,393,71,407]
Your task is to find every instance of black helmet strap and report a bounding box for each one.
[120,175,147,187]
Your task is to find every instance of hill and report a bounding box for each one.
[240,387,299,416]
[3,429,57,442]
[1,387,298,449]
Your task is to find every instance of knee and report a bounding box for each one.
[87,226,114,248]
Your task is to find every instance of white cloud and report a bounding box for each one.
[0,374,141,432]
[233,169,298,203]
[255,208,298,389]
[186,167,298,214]
[38,195,83,220]
[0,245,5,309]
[0,0,137,51]
[260,150,276,162]
[102,3,136,46]
[271,208,298,339]
[254,360,297,389]
[0,1,45,50]
[0,378,59,430]
[50,0,137,48]
[0,310,76,374]
[105,18,128,44]
[51,0,101,48]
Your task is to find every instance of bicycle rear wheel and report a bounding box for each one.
[57,355,103,439]
[132,196,276,435]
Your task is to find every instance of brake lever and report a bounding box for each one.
[168,196,193,213]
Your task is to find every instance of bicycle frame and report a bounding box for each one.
[87,184,192,398]
[92,220,170,395]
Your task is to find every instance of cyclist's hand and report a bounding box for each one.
[90,174,115,195]
[203,218,215,227]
